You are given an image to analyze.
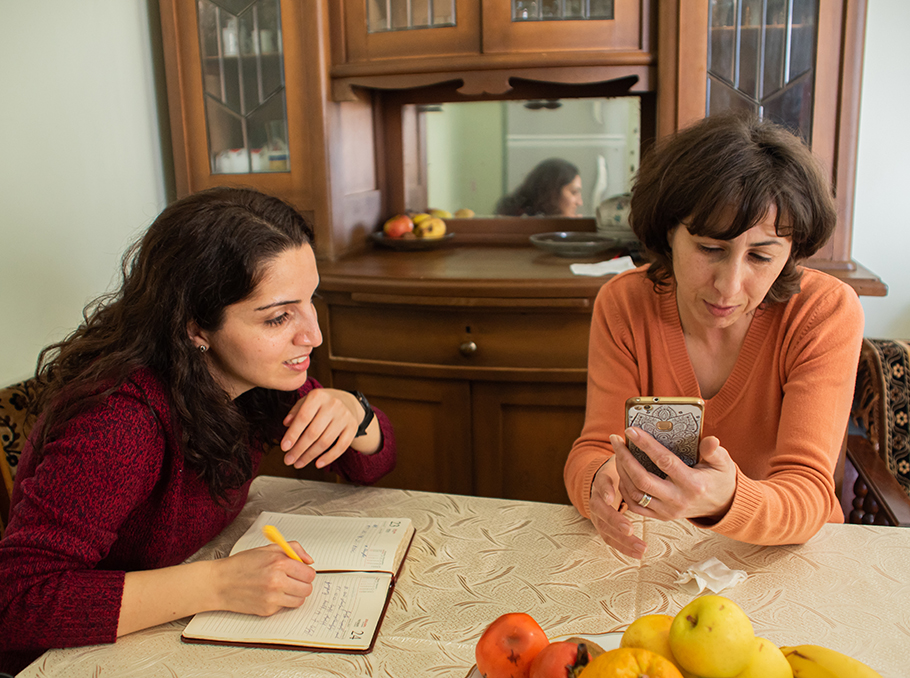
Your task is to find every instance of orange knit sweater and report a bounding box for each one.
[564,266,863,545]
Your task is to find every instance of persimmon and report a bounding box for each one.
[530,640,600,678]
[475,613,549,678]
[579,647,683,678]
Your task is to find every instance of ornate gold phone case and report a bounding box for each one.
[624,396,705,478]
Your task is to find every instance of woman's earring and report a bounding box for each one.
[198,345,208,353]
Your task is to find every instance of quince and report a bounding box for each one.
[668,595,756,678]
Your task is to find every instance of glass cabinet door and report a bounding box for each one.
[366,0,457,33]
[511,0,615,21]
[341,0,480,63]
[707,0,818,141]
[483,0,644,53]
[197,0,290,174]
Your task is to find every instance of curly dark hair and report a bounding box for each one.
[630,113,836,304]
[32,187,314,502]
[496,158,580,216]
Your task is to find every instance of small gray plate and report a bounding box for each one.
[529,231,619,258]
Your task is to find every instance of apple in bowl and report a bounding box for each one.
[383,214,414,238]
[668,595,756,678]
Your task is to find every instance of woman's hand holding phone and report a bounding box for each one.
[614,428,738,523]
[588,458,649,559]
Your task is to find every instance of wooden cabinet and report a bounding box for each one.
[329,0,656,99]
[159,0,390,262]
[336,0,481,64]
[472,381,586,504]
[331,372,474,495]
[158,0,318,212]
[481,1,649,55]
[156,1,885,501]
[333,0,648,62]
[159,1,877,283]
[311,247,600,504]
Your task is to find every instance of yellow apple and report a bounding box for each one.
[621,615,676,663]
[414,216,446,239]
[668,595,756,678]
[621,615,698,678]
[732,638,792,678]
[454,208,475,218]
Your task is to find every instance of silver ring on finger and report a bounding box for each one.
[637,492,652,508]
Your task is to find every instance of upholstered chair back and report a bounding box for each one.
[851,339,910,499]
[0,379,40,536]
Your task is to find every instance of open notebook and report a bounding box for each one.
[181,511,415,653]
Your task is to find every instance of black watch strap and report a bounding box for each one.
[349,390,375,437]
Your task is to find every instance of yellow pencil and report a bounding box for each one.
[262,524,304,563]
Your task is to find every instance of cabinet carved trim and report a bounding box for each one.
[332,58,656,102]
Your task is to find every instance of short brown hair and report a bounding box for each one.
[630,113,836,304]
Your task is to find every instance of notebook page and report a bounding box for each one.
[232,512,412,572]
[183,572,391,649]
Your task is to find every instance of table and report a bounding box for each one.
[20,477,910,677]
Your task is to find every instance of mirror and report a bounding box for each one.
[411,96,640,218]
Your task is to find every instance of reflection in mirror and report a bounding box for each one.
[416,97,640,218]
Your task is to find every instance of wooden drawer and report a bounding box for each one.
[328,304,591,370]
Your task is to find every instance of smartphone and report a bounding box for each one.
[624,396,705,478]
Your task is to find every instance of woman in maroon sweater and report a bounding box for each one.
[0,188,396,673]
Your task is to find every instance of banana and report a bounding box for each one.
[780,644,884,678]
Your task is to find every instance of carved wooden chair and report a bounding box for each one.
[0,379,40,537]
[843,339,910,526]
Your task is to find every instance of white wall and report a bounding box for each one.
[853,0,910,337]
[0,1,168,385]
[0,1,907,386]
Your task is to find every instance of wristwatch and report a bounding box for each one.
[348,390,375,437]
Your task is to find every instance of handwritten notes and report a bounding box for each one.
[182,511,415,652]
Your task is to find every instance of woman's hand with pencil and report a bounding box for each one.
[209,527,316,616]
[263,525,314,564]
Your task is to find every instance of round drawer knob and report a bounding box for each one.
[459,341,477,357]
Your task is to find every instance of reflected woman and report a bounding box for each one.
[495,158,583,217]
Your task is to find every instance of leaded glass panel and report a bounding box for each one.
[367,0,456,33]
[706,0,818,141]
[197,0,289,174]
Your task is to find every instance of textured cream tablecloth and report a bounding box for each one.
[19,477,910,677]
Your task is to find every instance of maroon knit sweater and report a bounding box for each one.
[0,368,396,674]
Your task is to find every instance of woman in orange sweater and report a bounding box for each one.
[564,114,863,559]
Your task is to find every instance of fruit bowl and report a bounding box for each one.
[464,632,622,678]
[371,232,455,250]
[529,232,619,258]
